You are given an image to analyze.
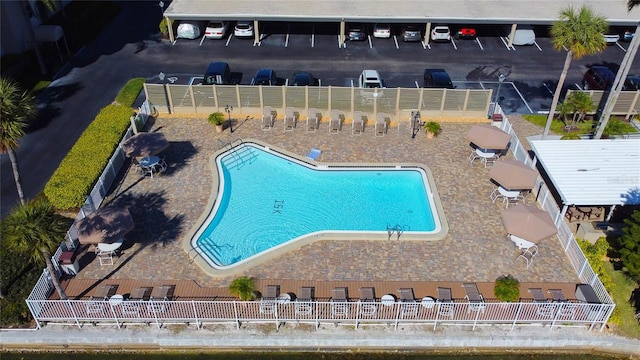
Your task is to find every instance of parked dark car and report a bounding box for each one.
[401,25,422,42]
[203,62,231,85]
[582,66,615,90]
[292,72,320,86]
[347,24,367,41]
[423,69,455,89]
[251,68,278,86]
[624,75,640,91]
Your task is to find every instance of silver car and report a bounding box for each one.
[402,25,422,42]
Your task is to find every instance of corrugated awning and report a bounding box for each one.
[530,139,640,206]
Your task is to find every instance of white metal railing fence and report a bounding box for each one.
[26,298,613,331]
[26,100,615,331]
[495,115,615,314]
[144,83,492,119]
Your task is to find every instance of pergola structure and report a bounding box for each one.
[530,139,640,222]
[162,0,640,45]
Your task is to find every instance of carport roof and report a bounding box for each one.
[164,0,640,25]
[530,139,640,207]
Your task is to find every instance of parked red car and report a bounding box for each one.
[456,28,476,40]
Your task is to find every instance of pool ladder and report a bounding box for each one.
[387,223,406,241]
[218,139,255,169]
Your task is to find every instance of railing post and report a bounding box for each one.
[233,300,240,329]
[67,299,82,329]
[511,302,523,330]
[192,300,200,329]
[394,302,401,330]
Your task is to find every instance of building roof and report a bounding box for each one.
[164,0,640,25]
[530,139,640,206]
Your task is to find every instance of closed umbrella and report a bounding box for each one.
[122,132,169,158]
[77,207,134,245]
[467,125,511,150]
[500,204,557,244]
[489,160,538,190]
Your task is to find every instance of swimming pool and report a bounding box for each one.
[186,140,448,275]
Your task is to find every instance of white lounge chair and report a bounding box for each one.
[352,111,365,135]
[307,108,319,132]
[284,107,297,131]
[262,106,274,131]
[329,110,342,134]
[375,113,388,137]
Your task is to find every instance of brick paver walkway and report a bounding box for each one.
[73,114,578,288]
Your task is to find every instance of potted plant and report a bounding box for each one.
[424,121,442,138]
[208,112,225,133]
[228,276,256,301]
[494,274,520,302]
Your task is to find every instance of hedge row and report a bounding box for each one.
[44,104,133,210]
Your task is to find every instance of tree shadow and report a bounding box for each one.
[160,140,198,176]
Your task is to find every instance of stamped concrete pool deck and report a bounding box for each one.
[72,114,577,289]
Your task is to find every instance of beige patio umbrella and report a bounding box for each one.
[467,125,511,150]
[122,132,169,158]
[500,204,557,244]
[489,159,538,191]
[77,207,134,245]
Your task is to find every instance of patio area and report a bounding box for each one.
[66,114,578,294]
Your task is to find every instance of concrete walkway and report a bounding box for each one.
[2,324,640,356]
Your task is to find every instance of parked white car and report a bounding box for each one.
[373,23,391,38]
[204,21,229,39]
[430,25,451,42]
[234,21,254,38]
[603,33,620,45]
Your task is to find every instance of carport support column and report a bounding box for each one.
[507,24,517,48]
[167,17,174,43]
[340,19,346,48]
[254,20,260,45]
[424,22,432,45]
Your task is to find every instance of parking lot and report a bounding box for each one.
[162,22,639,115]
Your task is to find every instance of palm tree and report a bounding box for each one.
[0,77,38,205]
[541,5,608,139]
[565,91,596,127]
[1,198,69,300]
[596,1,640,138]
[228,276,256,301]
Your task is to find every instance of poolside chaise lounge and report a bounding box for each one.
[329,110,342,134]
[262,106,274,131]
[529,287,554,317]
[352,111,365,135]
[331,287,349,317]
[307,108,320,132]
[122,287,153,317]
[548,289,577,319]
[436,287,454,319]
[148,284,175,313]
[399,288,419,318]
[86,284,119,315]
[359,287,377,316]
[295,286,315,315]
[462,283,486,313]
[260,284,280,315]
[375,113,388,137]
[284,107,298,131]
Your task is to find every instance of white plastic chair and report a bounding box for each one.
[518,245,539,269]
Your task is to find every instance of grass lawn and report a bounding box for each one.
[604,261,640,338]
[522,114,637,138]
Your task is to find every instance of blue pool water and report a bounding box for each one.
[192,143,440,268]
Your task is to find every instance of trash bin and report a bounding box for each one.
[59,250,80,275]
[575,284,604,321]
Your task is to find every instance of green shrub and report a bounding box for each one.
[44,104,132,210]
[494,274,520,302]
[115,78,145,107]
[577,238,619,323]
[159,18,168,35]
[228,276,256,301]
